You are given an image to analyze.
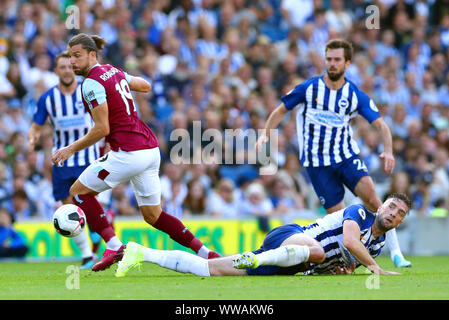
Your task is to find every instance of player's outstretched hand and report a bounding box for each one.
[379,151,395,175]
[378,269,401,275]
[255,135,269,152]
[368,264,401,275]
[52,146,75,166]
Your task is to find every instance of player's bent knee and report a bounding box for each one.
[142,214,156,225]
[69,184,81,197]
[69,182,95,198]
[140,205,162,225]
[309,245,326,264]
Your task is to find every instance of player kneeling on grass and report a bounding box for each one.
[116,193,411,277]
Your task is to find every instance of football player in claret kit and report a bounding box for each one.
[52,33,220,272]
[28,51,109,269]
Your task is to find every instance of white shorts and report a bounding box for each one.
[96,188,112,205]
[79,147,161,206]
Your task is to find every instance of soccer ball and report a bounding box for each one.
[53,204,86,238]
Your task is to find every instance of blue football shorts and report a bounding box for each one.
[247,224,306,276]
[305,154,369,209]
[52,165,89,201]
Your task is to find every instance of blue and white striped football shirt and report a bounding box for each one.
[33,83,100,167]
[302,204,385,274]
[281,76,381,167]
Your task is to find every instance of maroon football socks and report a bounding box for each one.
[73,194,116,243]
[153,210,204,253]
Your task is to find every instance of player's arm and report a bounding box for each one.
[343,220,399,275]
[28,93,49,152]
[256,80,307,151]
[371,117,395,174]
[126,74,151,93]
[51,102,109,166]
[256,103,289,151]
[70,102,110,152]
[27,122,43,151]
[356,90,395,174]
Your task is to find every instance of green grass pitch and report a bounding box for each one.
[1,256,448,300]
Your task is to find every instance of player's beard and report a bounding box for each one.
[374,214,392,234]
[60,77,75,88]
[73,64,90,77]
[326,68,345,81]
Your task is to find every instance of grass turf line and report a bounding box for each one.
[1,256,448,300]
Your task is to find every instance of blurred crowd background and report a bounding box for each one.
[1,0,449,226]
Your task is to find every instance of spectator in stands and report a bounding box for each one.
[182,179,207,216]
[281,0,314,29]
[421,71,440,105]
[0,68,16,100]
[412,172,434,216]
[4,189,35,221]
[384,171,413,204]
[438,73,449,107]
[26,53,59,93]
[386,103,414,139]
[5,61,27,102]
[7,34,31,81]
[432,148,449,201]
[4,131,27,167]
[0,161,11,205]
[325,0,353,35]
[163,177,187,219]
[34,156,55,220]
[269,170,306,216]
[0,208,28,258]
[239,181,273,232]
[240,182,272,217]
[206,178,240,218]
[110,184,139,217]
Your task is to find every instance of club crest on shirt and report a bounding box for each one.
[338,98,349,109]
[75,100,84,109]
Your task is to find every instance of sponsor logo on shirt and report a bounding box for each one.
[56,117,87,128]
[307,109,345,127]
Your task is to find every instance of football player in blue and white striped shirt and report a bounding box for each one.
[28,52,104,268]
[237,193,411,276]
[115,193,411,277]
[255,39,411,268]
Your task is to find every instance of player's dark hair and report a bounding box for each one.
[325,39,353,61]
[68,33,106,54]
[55,51,71,67]
[387,193,412,213]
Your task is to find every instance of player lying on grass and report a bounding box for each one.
[116,193,411,277]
